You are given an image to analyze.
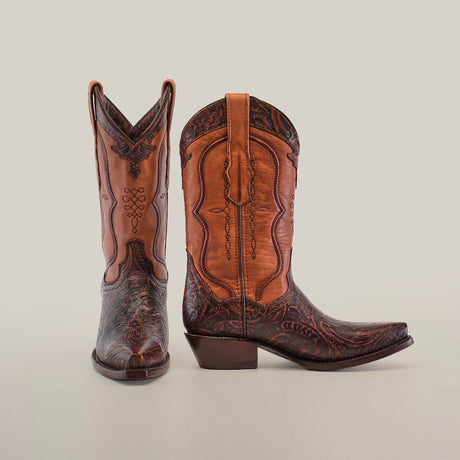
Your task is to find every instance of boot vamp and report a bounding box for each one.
[96,273,168,370]
[247,285,408,362]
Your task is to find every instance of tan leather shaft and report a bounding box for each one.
[181,95,298,303]
[89,80,175,283]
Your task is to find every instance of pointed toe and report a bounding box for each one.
[92,348,170,380]
[391,321,409,342]
[360,320,411,358]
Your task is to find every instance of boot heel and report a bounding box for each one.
[185,333,258,369]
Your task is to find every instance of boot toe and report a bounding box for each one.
[385,321,409,346]
[126,351,168,369]
[365,321,409,354]
[96,345,167,371]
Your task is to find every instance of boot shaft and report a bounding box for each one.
[180,94,299,304]
[89,80,175,283]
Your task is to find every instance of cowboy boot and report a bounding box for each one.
[88,79,175,380]
[180,93,413,370]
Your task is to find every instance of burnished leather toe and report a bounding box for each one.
[319,319,410,361]
[95,343,168,371]
[368,321,409,347]
[94,241,169,372]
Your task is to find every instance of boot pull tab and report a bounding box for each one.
[161,79,176,189]
[225,93,252,205]
[88,80,103,135]
[161,78,176,133]
[88,80,104,188]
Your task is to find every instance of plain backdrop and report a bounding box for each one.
[0,1,459,459]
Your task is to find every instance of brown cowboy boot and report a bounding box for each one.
[88,79,175,380]
[180,93,413,370]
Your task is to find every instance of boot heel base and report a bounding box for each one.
[185,333,258,369]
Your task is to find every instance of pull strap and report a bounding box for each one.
[88,80,103,187]
[88,80,103,139]
[161,78,176,135]
[225,93,251,205]
[161,79,176,188]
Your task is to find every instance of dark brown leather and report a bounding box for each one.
[89,79,175,372]
[181,93,411,364]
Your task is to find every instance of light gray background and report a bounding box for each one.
[1,1,459,459]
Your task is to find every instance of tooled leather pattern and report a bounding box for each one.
[180,97,299,168]
[95,95,167,180]
[246,279,407,362]
[96,240,168,370]
[180,99,227,167]
[183,253,243,337]
[249,97,300,168]
[184,258,407,362]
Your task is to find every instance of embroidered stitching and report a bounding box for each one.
[122,187,146,234]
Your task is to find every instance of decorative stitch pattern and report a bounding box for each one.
[223,157,231,260]
[122,187,146,234]
[249,97,300,163]
[180,97,299,165]
[193,139,235,297]
[180,99,227,153]
[96,99,166,180]
[111,138,156,180]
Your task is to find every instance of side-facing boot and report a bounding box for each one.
[180,93,413,370]
[88,79,175,380]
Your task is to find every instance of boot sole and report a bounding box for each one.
[91,349,170,380]
[185,333,414,371]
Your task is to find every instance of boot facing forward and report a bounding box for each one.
[180,93,413,370]
[88,80,175,380]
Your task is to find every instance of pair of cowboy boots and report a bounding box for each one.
[88,79,413,380]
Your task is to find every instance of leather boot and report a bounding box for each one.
[180,93,413,370]
[88,79,175,380]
